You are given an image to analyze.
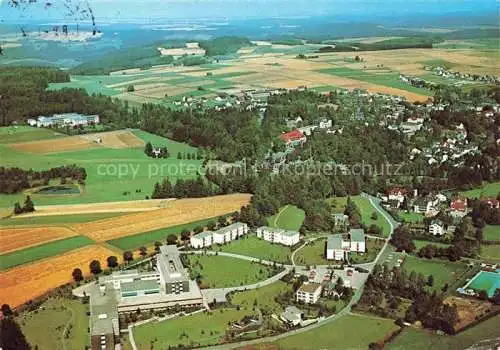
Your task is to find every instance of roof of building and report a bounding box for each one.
[327,234,344,250]
[217,222,246,234]
[451,197,467,211]
[282,306,303,321]
[280,129,305,142]
[282,230,299,237]
[430,219,443,226]
[121,279,160,293]
[388,187,408,196]
[297,282,322,294]
[192,231,214,239]
[350,228,365,242]
[157,245,189,283]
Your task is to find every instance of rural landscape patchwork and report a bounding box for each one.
[0,0,499,349]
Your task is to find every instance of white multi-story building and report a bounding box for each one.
[326,234,346,261]
[190,222,248,247]
[429,219,444,236]
[28,113,100,128]
[190,231,214,249]
[349,228,366,253]
[296,282,322,304]
[256,226,300,246]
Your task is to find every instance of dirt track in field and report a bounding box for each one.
[71,194,251,242]
[0,245,118,308]
[0,226,78,254]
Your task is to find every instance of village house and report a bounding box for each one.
[280,306,303,326]
[429,219,444,236]
[296,282,322,304]
[387,187,408,204]
[256,226,300,246]
[189,222,248,248]
[412,195,440,215]
[333,213,349,229]
[480,198,500,209]
[280,130,306,147]
[450,197,468,218]
[298,125,318,136]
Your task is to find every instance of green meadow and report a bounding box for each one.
[267,205,305,231]
[0,128,202,208]
[0,235,94,270]
[459,181,500,199]
[217,234,292,264]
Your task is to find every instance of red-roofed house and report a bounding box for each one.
[450,197,468,218]
[480,198,500,209]
[387,187,408,203]
[280,129,306,146]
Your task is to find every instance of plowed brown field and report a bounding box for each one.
[0,245,118,308]
[0,226,77,254]
[71,193,251,242]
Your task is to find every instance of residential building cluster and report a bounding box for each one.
[190,222,249,248]
[326,228,366,261]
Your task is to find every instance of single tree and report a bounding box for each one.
[144,142,153,157]
[127,84,135,92]
[72,268,84,282]
[13,202,23,215]
[427,275,434,287]
[154,241,162,252]
[89,260,102,275]
[139,246,147,257]
[123,251,134,262]
[166,234,178,245]
[1,304,13,317]
[23,196,35,212]
[106,256,118,268]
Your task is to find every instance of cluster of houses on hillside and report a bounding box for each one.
[190,222,249,248]
[28,113,100,128]
[381,186,499,235]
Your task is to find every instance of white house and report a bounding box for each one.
[256,226,300,246]
[319,118,333,129]
[296,282,322,304]
[349,228,366,253]
[326,234,345,261]
[413,196,440,215]
[190,231,214,249]
[387,187,407,204]
[429,219,444,236]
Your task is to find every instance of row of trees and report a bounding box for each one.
[151,177,217,199]
[13,196,35,215]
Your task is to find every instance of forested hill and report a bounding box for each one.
[0,67,132,126]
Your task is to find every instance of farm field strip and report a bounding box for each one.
[0,244,117,308]
[71,194,251,241]
[0,212,129,227]
[0,226,78,254]
[0,235,95,270]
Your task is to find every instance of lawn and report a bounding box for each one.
[133,308,250,349]
[106,217,216,251]
[18,298,90,350]
[413,240,452,250]
[0,130,202,207]
[353,197,391,236]
[483,225,499,242]
[402,255,469,292]
[459,181,500,199]
[186,255,277,288]
[217,235,292,264]
[480,244,500,262]
[230,280,293,314]
[272,313,399,350]
[0,235,94,270]
[397,211,425,224]
[267,205,305,231]
[349,238,384,264]
[317,67,432,96]
[387,314,500,350]
[0,126,63,144]
[294,238,329,266]
[0,212,127,227]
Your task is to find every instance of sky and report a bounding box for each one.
[0,0,497,22]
